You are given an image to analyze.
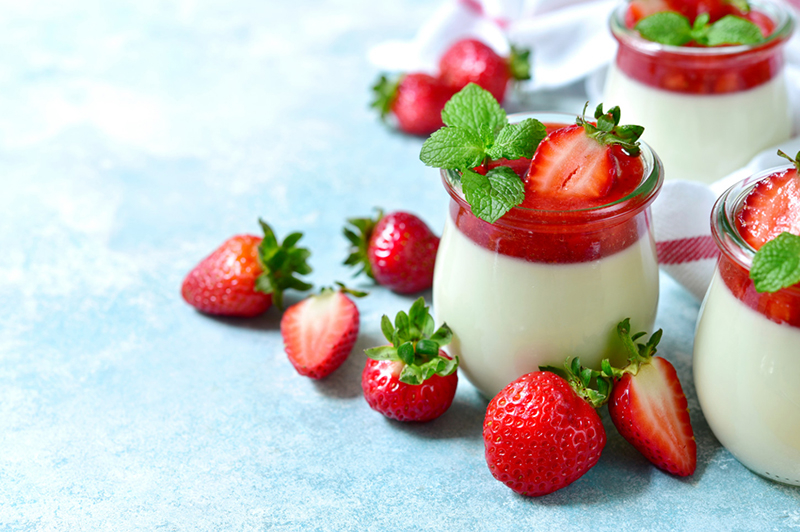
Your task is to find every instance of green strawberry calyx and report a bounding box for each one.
[540,357,614,409]
[577,103,644,157]
[254,218,313,310]
[316,282,369,299]
[508,44,532,82]
[600,318,662,379]
[343,208,383,280]
[371,75,402,120]
[364,297,457,385]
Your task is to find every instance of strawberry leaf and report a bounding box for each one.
[343,209,382,280]
[486,118,547,160]
[462,167,525,224]
[365,346,399,361]
[419,127,487,169]
[508,44,532,81]
[397,342,416,366]
[416,339,440,357]
[255,219,313,310]
[441,83,507,135]
[429,323,452,346]
[750,232,800,293]
[380,315,394,342]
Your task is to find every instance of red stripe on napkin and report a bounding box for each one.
[656,235,719,265]
[459,0,510,28]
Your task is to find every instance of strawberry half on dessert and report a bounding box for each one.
[736,150,800,251]
[523,104,645,210]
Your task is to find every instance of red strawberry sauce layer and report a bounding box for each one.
[444,168,660,264]
[611,3,790,94]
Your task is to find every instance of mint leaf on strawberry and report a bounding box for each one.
[750,232,800,293]
[420,83,546,223]
[462,167,525,224]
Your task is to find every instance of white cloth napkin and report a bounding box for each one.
[370,0,800,300]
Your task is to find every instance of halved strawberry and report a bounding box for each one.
[523,104,644,209]
[736,150,800,251]
[604,319,696,477]
[281,284,366,379]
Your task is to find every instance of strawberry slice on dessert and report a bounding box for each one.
[604,319,697,477]
[523,104,644,209]
[736,150,800,251]
[281,284,366,379]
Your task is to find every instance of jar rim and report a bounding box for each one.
[609,0,795,57]
[712,165,800,294]
[440,111,664,228]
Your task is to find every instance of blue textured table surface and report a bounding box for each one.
[2,1,799,530]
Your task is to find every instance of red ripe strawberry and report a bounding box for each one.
[484,359,609,497]
[371,73,456,136]
[281,284,366,379]
[181,219,312,317]
[626,0,672,27]
[524,103,644,209]
[438,39,530,104]
[736,150,800,251]
[604,319,696,476]
[344,210,440,294]
[362,297,458,422]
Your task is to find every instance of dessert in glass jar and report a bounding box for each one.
[603,0,794,184]
[421,90,663,398]
[694,151,800,486]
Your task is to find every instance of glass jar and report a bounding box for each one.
[432,112,664,399]
[693,169,800,486]
[603,0,794,184]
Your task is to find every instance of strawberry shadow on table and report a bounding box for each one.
[384,390,488,441]
[311,330,385,400]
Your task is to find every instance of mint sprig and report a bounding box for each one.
[750,232,800,293]
[419,83,546,224]
[636,12,765,46]
[364,297,457,385]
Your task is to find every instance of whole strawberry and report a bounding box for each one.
[371,73,456,136]
[344,209,439,294]
[439,39,530,104]
[603,319,697,476]
[181,219,312,317]
[282,284,367,379]
[362,297,458,422]
[484,358,610,497]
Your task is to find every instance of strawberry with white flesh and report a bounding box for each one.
[525,103,644,208]
[485,358,612,497]
[737,150,800,251]
[281,283,367,379]
[362,297,457,422]
[603,319,697,476]
[344,209,440,294]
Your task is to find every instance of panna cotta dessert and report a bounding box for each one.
[604,0,794,184]
[420,88,663,398]
[694,152,800,485]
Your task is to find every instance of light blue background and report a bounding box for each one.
[1,1,798,530]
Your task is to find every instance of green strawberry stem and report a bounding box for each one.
[364,297,457,385]
[540,357,613,409]
[343,208,383,280]
[255,219,313,310]
[600,318,663,379]
[777,149,800,173]
[371,75,401,120]
[508,44,532,82]
[577,103,644,157]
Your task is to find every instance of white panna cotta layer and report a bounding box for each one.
[432,215,660,399]
[694,269,800,485]
[603,65,791,184]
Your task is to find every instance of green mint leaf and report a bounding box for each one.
[706,15,764,45]
[461,167,525,224]
[419,126,486,169]
[750,232,800,293]
[636,12,693,46]
[486,118,547,160]
[365,346,399,361]
[441,83,507,136]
